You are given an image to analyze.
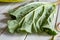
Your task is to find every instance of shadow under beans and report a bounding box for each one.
[28,32,50,36]
[3,28,27,36]
[0,13,11,34]
[3,29,50,36]
[0,13,11,23]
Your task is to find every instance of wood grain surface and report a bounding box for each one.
[0,0,60,40]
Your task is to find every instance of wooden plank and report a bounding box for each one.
[0,0,60,40]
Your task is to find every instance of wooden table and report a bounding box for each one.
[0,0,60,40]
